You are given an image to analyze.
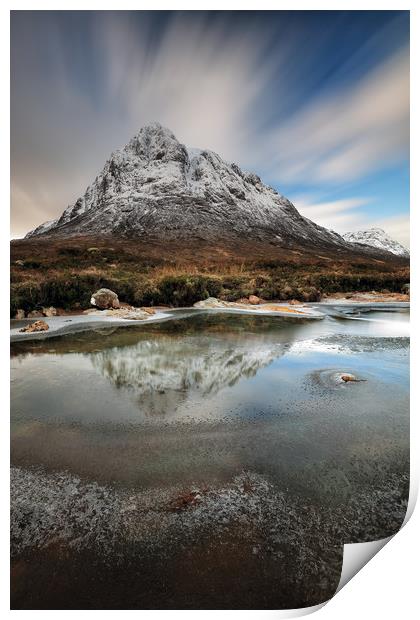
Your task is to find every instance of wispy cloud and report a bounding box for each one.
[10,12,409,238]
[294,195,409,248]
[262,47,409,184]
[294,197,371,223]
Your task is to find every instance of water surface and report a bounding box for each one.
[11,308,409,609]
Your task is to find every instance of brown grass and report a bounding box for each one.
[10,235,409,315]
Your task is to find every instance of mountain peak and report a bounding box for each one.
[342,228,409,258]
[24,123,406,261]
[124,122,187,164]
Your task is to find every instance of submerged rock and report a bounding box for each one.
[19,320,49,333]
[309,369,368,391]
[168,489,205,512]
[340,373,366,383]
[91,288,120,309]
[262,304,304,314]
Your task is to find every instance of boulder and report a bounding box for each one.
[90,288,120,309]
[193,297,229,309]
[248,295,261,305]
[42,306,57,317]
[19,320,49,333]
[14,309,25,320]
[27,310,43,318]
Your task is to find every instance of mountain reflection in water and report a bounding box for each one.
[89,332,287,416]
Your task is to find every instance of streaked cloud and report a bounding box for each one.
[295,195,409,248]
[10,11,409,239]
[263,47,409,184]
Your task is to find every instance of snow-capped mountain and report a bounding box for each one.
[342,228,409,258]
[24,123,402,260]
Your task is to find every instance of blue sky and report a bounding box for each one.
[11,10,409,245]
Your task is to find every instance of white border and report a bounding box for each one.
[2,2,417,618]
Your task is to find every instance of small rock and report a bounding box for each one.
[19,320,49,333]
[140,307,156,315]
[340,374,366,383]
[42,306,57,317]
[14,260,24,266]
[168,490,203,512]
[193,297,229,309]
[27,310,43,318]
[262,304,304,314]
[90,288,120,309]
[248,295,261,305]
[14,309,25,320]
[105,307,150,320]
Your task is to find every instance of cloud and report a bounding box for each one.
[262,47,409,184]
[294,197,371,222]
[11,12,281,234]
[10,12,409,238]
[294,195,409,248]
[92,12,280,160]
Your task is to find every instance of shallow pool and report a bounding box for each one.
[10,308,409,609]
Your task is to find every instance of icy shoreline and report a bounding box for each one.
[10,303,328,342]
[10,301,410,343]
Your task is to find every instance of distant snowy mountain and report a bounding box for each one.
[342,228,409,258]
[25,123,406,261]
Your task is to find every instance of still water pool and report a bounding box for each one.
[10,307,409,609]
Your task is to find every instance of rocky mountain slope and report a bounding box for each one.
[26,123,367,257]
[342,228,409,258]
